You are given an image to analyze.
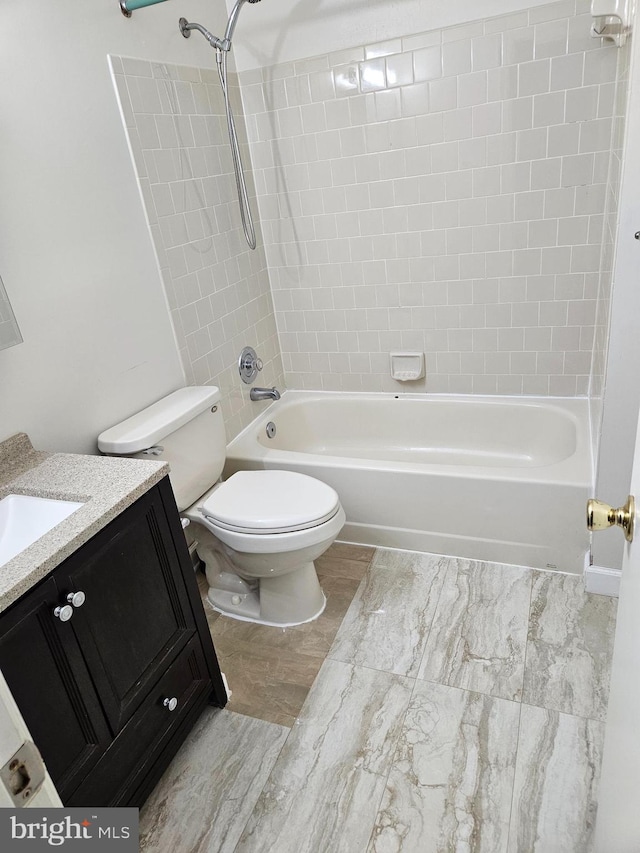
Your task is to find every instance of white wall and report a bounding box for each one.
[227,0,565,71]
[0,0,227,454]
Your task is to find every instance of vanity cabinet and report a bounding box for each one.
[0,477,227,807]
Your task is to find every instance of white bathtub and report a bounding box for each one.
[225,391,592,573]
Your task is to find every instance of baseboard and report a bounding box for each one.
[584,564,621,597]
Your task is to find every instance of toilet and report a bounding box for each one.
[97,386,345,627]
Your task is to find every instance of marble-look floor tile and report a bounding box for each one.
[210,636,323,728]
[329,550,449,677]
[369,681,520,853]
[235,658,414,853]
[326,542,376,563]
[139,708,288,853]
[315,554,372,582]
[523,571,617,720]
[418,559,532,701]
[507,704,604,853]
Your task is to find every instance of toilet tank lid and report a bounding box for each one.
[98,387,221,455]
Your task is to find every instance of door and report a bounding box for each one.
[595,411,640,850]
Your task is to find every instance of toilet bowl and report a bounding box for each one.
[98,387,345,627]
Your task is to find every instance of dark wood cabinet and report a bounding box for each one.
[0,476,227,807]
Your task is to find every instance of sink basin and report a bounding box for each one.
[0,494,84,567]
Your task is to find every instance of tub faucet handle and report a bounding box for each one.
[239,346,263,384]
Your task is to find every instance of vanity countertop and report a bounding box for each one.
[0,433,169,613]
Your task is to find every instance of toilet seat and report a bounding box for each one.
[199,470,341,534]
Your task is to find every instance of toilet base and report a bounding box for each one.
[207,586,326,628]
[207,560,327,627]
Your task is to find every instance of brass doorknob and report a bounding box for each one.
[586,495,635,542]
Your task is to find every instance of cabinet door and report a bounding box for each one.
[67,635,212,807]
[56,484,197,735]
[0,577,111,801]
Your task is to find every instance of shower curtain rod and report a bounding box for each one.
[120,0,170,17]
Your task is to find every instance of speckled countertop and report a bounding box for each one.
[0,433,168,613]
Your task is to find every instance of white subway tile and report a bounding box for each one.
[413,46,443,82]
[472,34,503,71]
[445,107,473,141]
[386,53,414,87]
[519,59,551,97]
[488,65,519,101]
[366,39,403,59]
[579,118,613,153]
[534,19,568,60]
[333,64,360,97]
[470,103,501,138]
[561,152,594,187]
[375,88,402,121]
[565,85,599,122]
[550,53,584,91]
[533,91,565,127]
[443,39,472,77]
[360,58,387,92]
[459,137,488,169]
[517,127,548,161]
[530,1,575,25]
[429,77,458,112]
[504,27,535,66]
[548,122,580,156]
[400,82,430,116]
[416,113,445,144]
[531,157,562,189]
[458,71,489,108]
[502,96,533,132]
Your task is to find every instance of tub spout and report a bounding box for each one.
[250,387,281,401]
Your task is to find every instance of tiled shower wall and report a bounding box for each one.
[111,56,284,440]
[241,0,623,395]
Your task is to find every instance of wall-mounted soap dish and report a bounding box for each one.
[390,352,425,382]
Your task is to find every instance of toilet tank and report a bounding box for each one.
[98,387,226,512]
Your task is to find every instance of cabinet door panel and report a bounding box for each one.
[0,577,111,800]
[67,635,211,807]
[57,486,196,735]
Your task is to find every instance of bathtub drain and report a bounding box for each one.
[266,421,276,439]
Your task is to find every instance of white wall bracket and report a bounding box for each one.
[591,0,632,46]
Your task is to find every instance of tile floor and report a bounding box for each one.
[141,545,617,853]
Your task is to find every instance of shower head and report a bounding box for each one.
[224,0,262,46]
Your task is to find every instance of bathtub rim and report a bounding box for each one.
[227,390,592,490]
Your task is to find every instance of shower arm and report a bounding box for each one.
[179,0,259,51]
[178,18,231,51]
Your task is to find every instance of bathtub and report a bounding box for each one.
[225,392,592,574]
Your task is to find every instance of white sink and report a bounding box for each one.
[0,494,84,567]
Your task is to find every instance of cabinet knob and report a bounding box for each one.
[163,697,178,712]
[66,591,86,608]
[53,605,74,622]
